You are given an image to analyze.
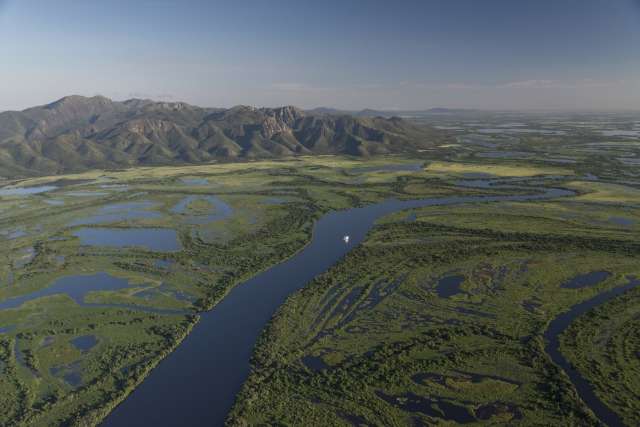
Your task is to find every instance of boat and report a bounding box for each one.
[343,235,350,244]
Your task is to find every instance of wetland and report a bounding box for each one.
[1,112,640,426]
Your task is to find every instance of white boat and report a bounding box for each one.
[343,235,350,244]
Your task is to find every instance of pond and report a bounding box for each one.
[0,272,188,315]
[69,201,162,226]
[0,185,57,196]
[180,177,209,186]
[435,275,466,298]
[65,191,109,197]
[71,335,99,352]
[0,272,133,311]
[73,228,181,252]
[560,271,611,289]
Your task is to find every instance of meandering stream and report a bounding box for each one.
[103,183,590,426]
[544,277,640,427]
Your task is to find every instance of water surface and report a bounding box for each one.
[544,277,640,427]
[561,271,611,289]
[435,275,466,298]
[0,273,135,311]
[73,228,181,252]
[104,183,574,427]
[71,335,98,352]
[69,201,162,226]
[0,185,57,196]
[0,272,187,316]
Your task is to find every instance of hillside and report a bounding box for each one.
[0,96,444,178]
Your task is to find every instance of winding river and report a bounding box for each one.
[102,183,590,426]
[544,277,640,427]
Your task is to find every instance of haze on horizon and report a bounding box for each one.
[1,0,639,112]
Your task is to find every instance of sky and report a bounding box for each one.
[1,0,639,111]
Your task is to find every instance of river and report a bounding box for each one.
[544,277,640,427]
[102,182,586,426]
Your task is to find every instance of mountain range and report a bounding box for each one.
[0,96,444,178]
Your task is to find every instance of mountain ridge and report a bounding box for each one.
[0,96,445,178]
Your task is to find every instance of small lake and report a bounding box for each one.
[1,229,28,240]
[65,191,109,197]
[0,185,57,196]
[561,271,611,289]
[73,228,181,252]
[180,178,209,186]
[0,272,133,311]
[435,275,465,298]
[69,201,162,226]
[0,272,188,316]
[71,335,98,352]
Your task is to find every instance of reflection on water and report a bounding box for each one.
[73,227,181,252]
[65,191,109,197]
[0,272,134,310]
[0,185,57,196]
[69,201,162,226]
[180,177,209,186]
[436,275,466,298]
[0,272,188,315]
[560,271,611,289]
[71,335,98,352]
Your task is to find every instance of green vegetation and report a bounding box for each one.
[0,155,457,426]
[1,108,640,426]
[561,287,640,425]
[228,199,640,425]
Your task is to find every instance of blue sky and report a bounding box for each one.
[1,0,639,110]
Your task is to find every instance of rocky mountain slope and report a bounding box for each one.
[0,96,443,177]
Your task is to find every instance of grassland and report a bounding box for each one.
[424,160,573,177]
